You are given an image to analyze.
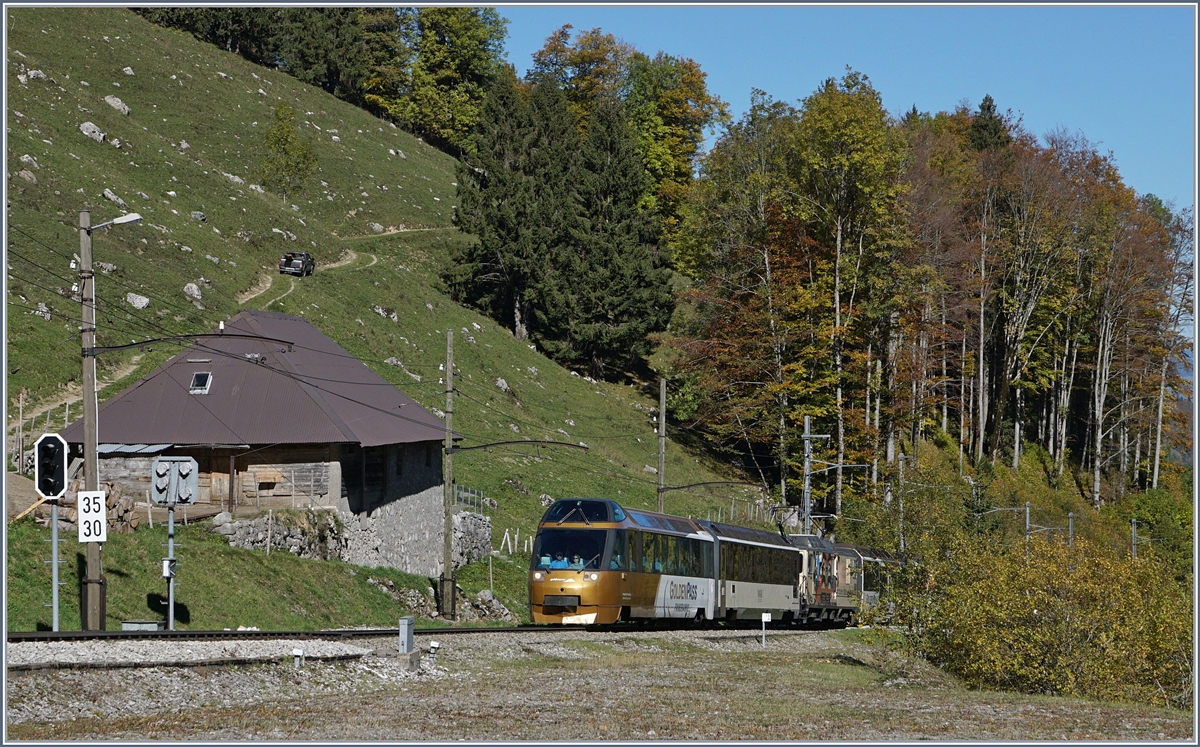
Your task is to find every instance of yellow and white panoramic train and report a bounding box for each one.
[529,498,896,626]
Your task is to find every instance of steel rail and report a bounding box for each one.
[6,625,585,644]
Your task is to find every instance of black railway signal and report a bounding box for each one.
[34,433,68,500]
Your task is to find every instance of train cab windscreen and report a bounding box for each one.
[532,529,608,570]
[542,499,614,524]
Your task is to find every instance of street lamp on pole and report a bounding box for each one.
[80,209,142,631]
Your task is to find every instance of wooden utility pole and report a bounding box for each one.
[657,378,666,513]
[80,210,104,631]
[16,391,24,472]
[440,330,455,619]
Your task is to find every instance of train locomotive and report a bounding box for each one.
[529,498,896,626]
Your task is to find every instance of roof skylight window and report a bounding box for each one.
[189,371,212,394]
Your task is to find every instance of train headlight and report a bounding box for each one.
[583,572,600,582]
[532,571,545,581]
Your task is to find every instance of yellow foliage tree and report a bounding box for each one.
[895,533,1192,709]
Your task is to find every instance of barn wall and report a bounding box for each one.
[97,441,459,577]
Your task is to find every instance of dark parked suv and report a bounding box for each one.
[279,251,315,277]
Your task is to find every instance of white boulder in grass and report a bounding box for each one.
[183,283,202,300]
[103,94,130,115]
[126,293,149,310]
[123,67,134,75]
[17,170,37,184]
[102,189,127,208]
[80,121,105,142]
[19,154,39,169]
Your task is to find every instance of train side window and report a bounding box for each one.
[639,532,652,573]
[700,540,713,577]
[610,530,627,570]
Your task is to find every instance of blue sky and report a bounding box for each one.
[498,4,1196,211]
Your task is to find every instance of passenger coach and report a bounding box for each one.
[530,498,857,625]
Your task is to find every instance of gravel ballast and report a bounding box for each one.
[6,628,1192,740]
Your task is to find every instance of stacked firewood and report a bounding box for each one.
[34,480,143,533]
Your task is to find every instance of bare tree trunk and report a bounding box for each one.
[833,219,845,517]
[873,358,882,488]
[865,344,872,430]
[762,243,788,508]
[886,319,899,467]
[941,308,949,434]
[1133,430,1142,492]
[1091,315,1116,508]
[1012,386,1022,470]
[976,230,988,464]
[513,295,527,341]
[1118,362,1129,501]
[959,336,967,474]
[1152,356,1168,489]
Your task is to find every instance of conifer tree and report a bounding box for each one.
[569,96,673,377]
[451,70,537,337]
[968,94,1011,151]
[523,81,584,352]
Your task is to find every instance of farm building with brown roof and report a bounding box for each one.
[61,310,464,575]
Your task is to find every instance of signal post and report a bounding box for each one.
[34,433,67,630]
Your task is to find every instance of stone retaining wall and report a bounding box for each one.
[211,500,491,578]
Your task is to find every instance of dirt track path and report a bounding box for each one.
[349,253,377,271]
[236,274,274,305]
[263,279,296,309]
[316,249,358,272]
[8,356,143,435]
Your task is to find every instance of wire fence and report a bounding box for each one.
[453,484,495,514]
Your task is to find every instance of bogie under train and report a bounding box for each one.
[529,499,896,626]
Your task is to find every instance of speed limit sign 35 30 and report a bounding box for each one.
[77,491,107,543]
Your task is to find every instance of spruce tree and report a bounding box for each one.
[570,96,673,377]
[524,81,583,355]
[451,70,537,336]
[451,80,673,378]
[968,94,1011,151]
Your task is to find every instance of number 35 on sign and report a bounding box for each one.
[77,491,107,543]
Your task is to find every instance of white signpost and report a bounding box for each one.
[77,491,108,544]
[761,612,771,648]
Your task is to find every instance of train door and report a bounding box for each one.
[797,551,810,612]
[624,531,656,618]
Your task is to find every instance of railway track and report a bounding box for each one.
[6,625,585,644]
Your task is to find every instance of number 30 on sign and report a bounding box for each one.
[77,491,107,543]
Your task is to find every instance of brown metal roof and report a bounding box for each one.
[61,310,448,448]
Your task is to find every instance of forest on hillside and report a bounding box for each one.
[138,6,1193,518]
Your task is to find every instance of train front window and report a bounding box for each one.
[532,529,608,570]
[542,500,611,524]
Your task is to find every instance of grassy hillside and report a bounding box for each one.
[6,7,457,402]
[6,8,768,554]
[4,513,533,631]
